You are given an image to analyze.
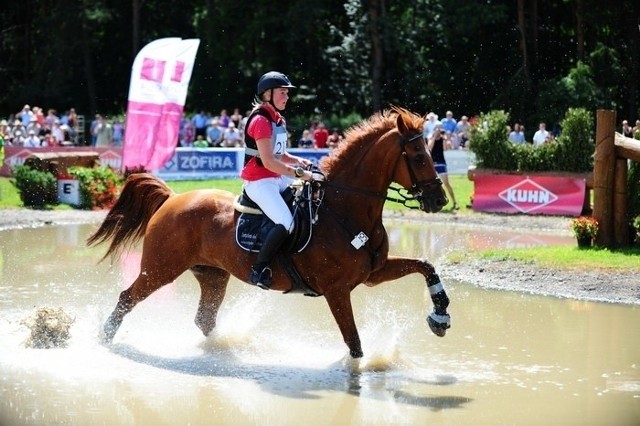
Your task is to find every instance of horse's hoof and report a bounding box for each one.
[427,313,451,337]
[350,348,364,359]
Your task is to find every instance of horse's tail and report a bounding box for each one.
[87,173,174,261]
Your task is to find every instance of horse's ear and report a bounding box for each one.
[395,108,410,136]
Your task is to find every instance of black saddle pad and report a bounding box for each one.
[235,185,314,253]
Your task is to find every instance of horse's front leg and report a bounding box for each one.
[324,289,363,358]
[365,256,451,337]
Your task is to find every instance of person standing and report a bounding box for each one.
[94,116,113,147]
[313,122,329,149]
[456,115,471,148]
[240,71,313,289]
[532,122,549,147]
[428,127,458,210]
[191,110,209,138]
[509,123,526,144]
[622,120,634,138]
[422,112,441,140]
[440,111,457,134]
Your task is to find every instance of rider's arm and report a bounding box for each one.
[256,138,312,180]
[282,151,312,167]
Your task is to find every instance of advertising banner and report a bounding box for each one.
[122,37,200,171]
[473,174,586,216]
[157,148,244,180]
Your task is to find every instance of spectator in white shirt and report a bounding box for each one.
[532,122,549,147]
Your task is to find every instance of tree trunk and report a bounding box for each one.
[517,0,528,77]
[132,0,142,57]
[575,0,585,61]
[80,20,97,119]
[369,0,383,112]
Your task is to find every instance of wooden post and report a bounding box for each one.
[593,110,616,248]
[613,158,629,246]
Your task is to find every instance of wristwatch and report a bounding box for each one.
[294,166,305,178]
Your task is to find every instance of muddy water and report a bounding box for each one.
[0,222,638,425]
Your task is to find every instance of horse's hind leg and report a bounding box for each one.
[103,261,187,343]
[190,266,230,336]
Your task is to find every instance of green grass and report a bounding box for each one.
[477,245,640,271]
[167,179,243,194]
[0,177,21,208]
[165,175,473,213]
[0,175,472,209]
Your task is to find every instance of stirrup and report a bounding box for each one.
[250,267,272,290]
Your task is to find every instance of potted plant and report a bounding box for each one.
[11,165,58,208]
[570,216,599,248]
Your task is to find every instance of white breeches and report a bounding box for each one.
[243,176,295,232]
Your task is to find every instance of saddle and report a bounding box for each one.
[234,179,324,296]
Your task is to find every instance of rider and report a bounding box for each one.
[241,71,313,290]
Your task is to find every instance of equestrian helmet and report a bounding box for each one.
[257,71,296,96]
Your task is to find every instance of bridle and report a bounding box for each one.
[389,132,446,210]
[322,132,445,211]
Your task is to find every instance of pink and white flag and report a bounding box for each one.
[122,38,200,171]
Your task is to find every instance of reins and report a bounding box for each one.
[319,131,442,210]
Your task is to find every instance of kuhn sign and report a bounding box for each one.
[498,178,559,213]
[473,174,586,216]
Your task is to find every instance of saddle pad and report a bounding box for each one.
[235,213,270,252]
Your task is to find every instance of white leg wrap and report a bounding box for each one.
[428,311,451,327]
[428,282,444,295]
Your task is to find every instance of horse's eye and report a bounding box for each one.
[413,154,426,167]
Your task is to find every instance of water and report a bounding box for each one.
[0,222,638,425]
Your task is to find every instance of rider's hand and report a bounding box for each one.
[301,170,313,181]
[299,158,313,168]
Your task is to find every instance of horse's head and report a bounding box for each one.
[392,108,449,213]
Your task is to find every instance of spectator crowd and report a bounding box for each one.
[1,105,81,147]
[8,103,636,155]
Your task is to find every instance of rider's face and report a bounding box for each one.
[269,88,289,110]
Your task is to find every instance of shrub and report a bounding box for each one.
[470,108,593,173]
[11,165,58,208]
[469,110,516,169]
[632,215,640,244]
[67,166,122,209]
[554,108,594,172]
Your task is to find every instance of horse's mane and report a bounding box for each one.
[319,107,425,175]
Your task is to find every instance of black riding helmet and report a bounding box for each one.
[257,71,296,96]
[257,71,295,112]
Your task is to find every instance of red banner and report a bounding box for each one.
[473,174,586,216]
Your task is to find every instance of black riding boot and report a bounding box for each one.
[250,224,289,290]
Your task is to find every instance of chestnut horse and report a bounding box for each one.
[89,107,452,358]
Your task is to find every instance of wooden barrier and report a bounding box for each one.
[23,151,100,177]
[593,109,640,248]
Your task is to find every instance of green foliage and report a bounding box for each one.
[632,215,640,244]
[471,108,593,173]
[11,166,58,208]
[469,110,516,169]
[554,108,594,172]
[67,166,122,209]
[628,161,640,230]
